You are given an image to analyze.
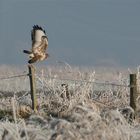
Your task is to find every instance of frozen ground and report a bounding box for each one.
[0,65,140,140]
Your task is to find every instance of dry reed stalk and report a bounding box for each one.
[12,96,20,140]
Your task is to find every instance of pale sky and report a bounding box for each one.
[0,0,140,67]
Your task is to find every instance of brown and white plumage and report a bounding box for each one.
[23,25,49,63]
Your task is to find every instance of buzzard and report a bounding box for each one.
[23,25,49,63]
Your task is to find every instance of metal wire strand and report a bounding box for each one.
[36,73,130,88]
[0,74,28,80]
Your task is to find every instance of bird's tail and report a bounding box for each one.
[23,50,32,54]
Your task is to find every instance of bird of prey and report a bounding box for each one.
[23,25,49,63]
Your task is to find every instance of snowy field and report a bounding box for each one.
[0,65,140,140]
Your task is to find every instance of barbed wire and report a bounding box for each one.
[0,73,28,80]
[36,74,130,88]
[35,75,116,108]
[0,72,131,88]
[0,71,133,108]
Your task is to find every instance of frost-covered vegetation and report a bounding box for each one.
[0,65,140,140]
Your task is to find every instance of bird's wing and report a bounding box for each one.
[39,38,48,53]
[32,42,47,55]
[31,25,47,49]
[31,25,46,42]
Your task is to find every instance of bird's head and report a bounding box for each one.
[41,36,48,45]
[41,36,48,41]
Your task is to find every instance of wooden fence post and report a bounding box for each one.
[130,74,137,111]
[28,65,37,111]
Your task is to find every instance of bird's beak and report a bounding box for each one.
[42,36,47,38]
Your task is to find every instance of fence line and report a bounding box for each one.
[0,68,138,113]
[35,75,111,108]
[0,72,130,88]
[0,73,28,80]
[36,74,130,88]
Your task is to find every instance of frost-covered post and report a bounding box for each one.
[130,74,137,111]
[28,64,37,111]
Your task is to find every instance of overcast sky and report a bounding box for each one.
[0,0,140,67]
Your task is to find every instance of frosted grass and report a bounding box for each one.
[0,65,139,140]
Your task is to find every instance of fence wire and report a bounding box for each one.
[36,73,130,88]
[0,71,131,109]
[35,73,130,108]
[0,72,130,88]
[0,73,28,80]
